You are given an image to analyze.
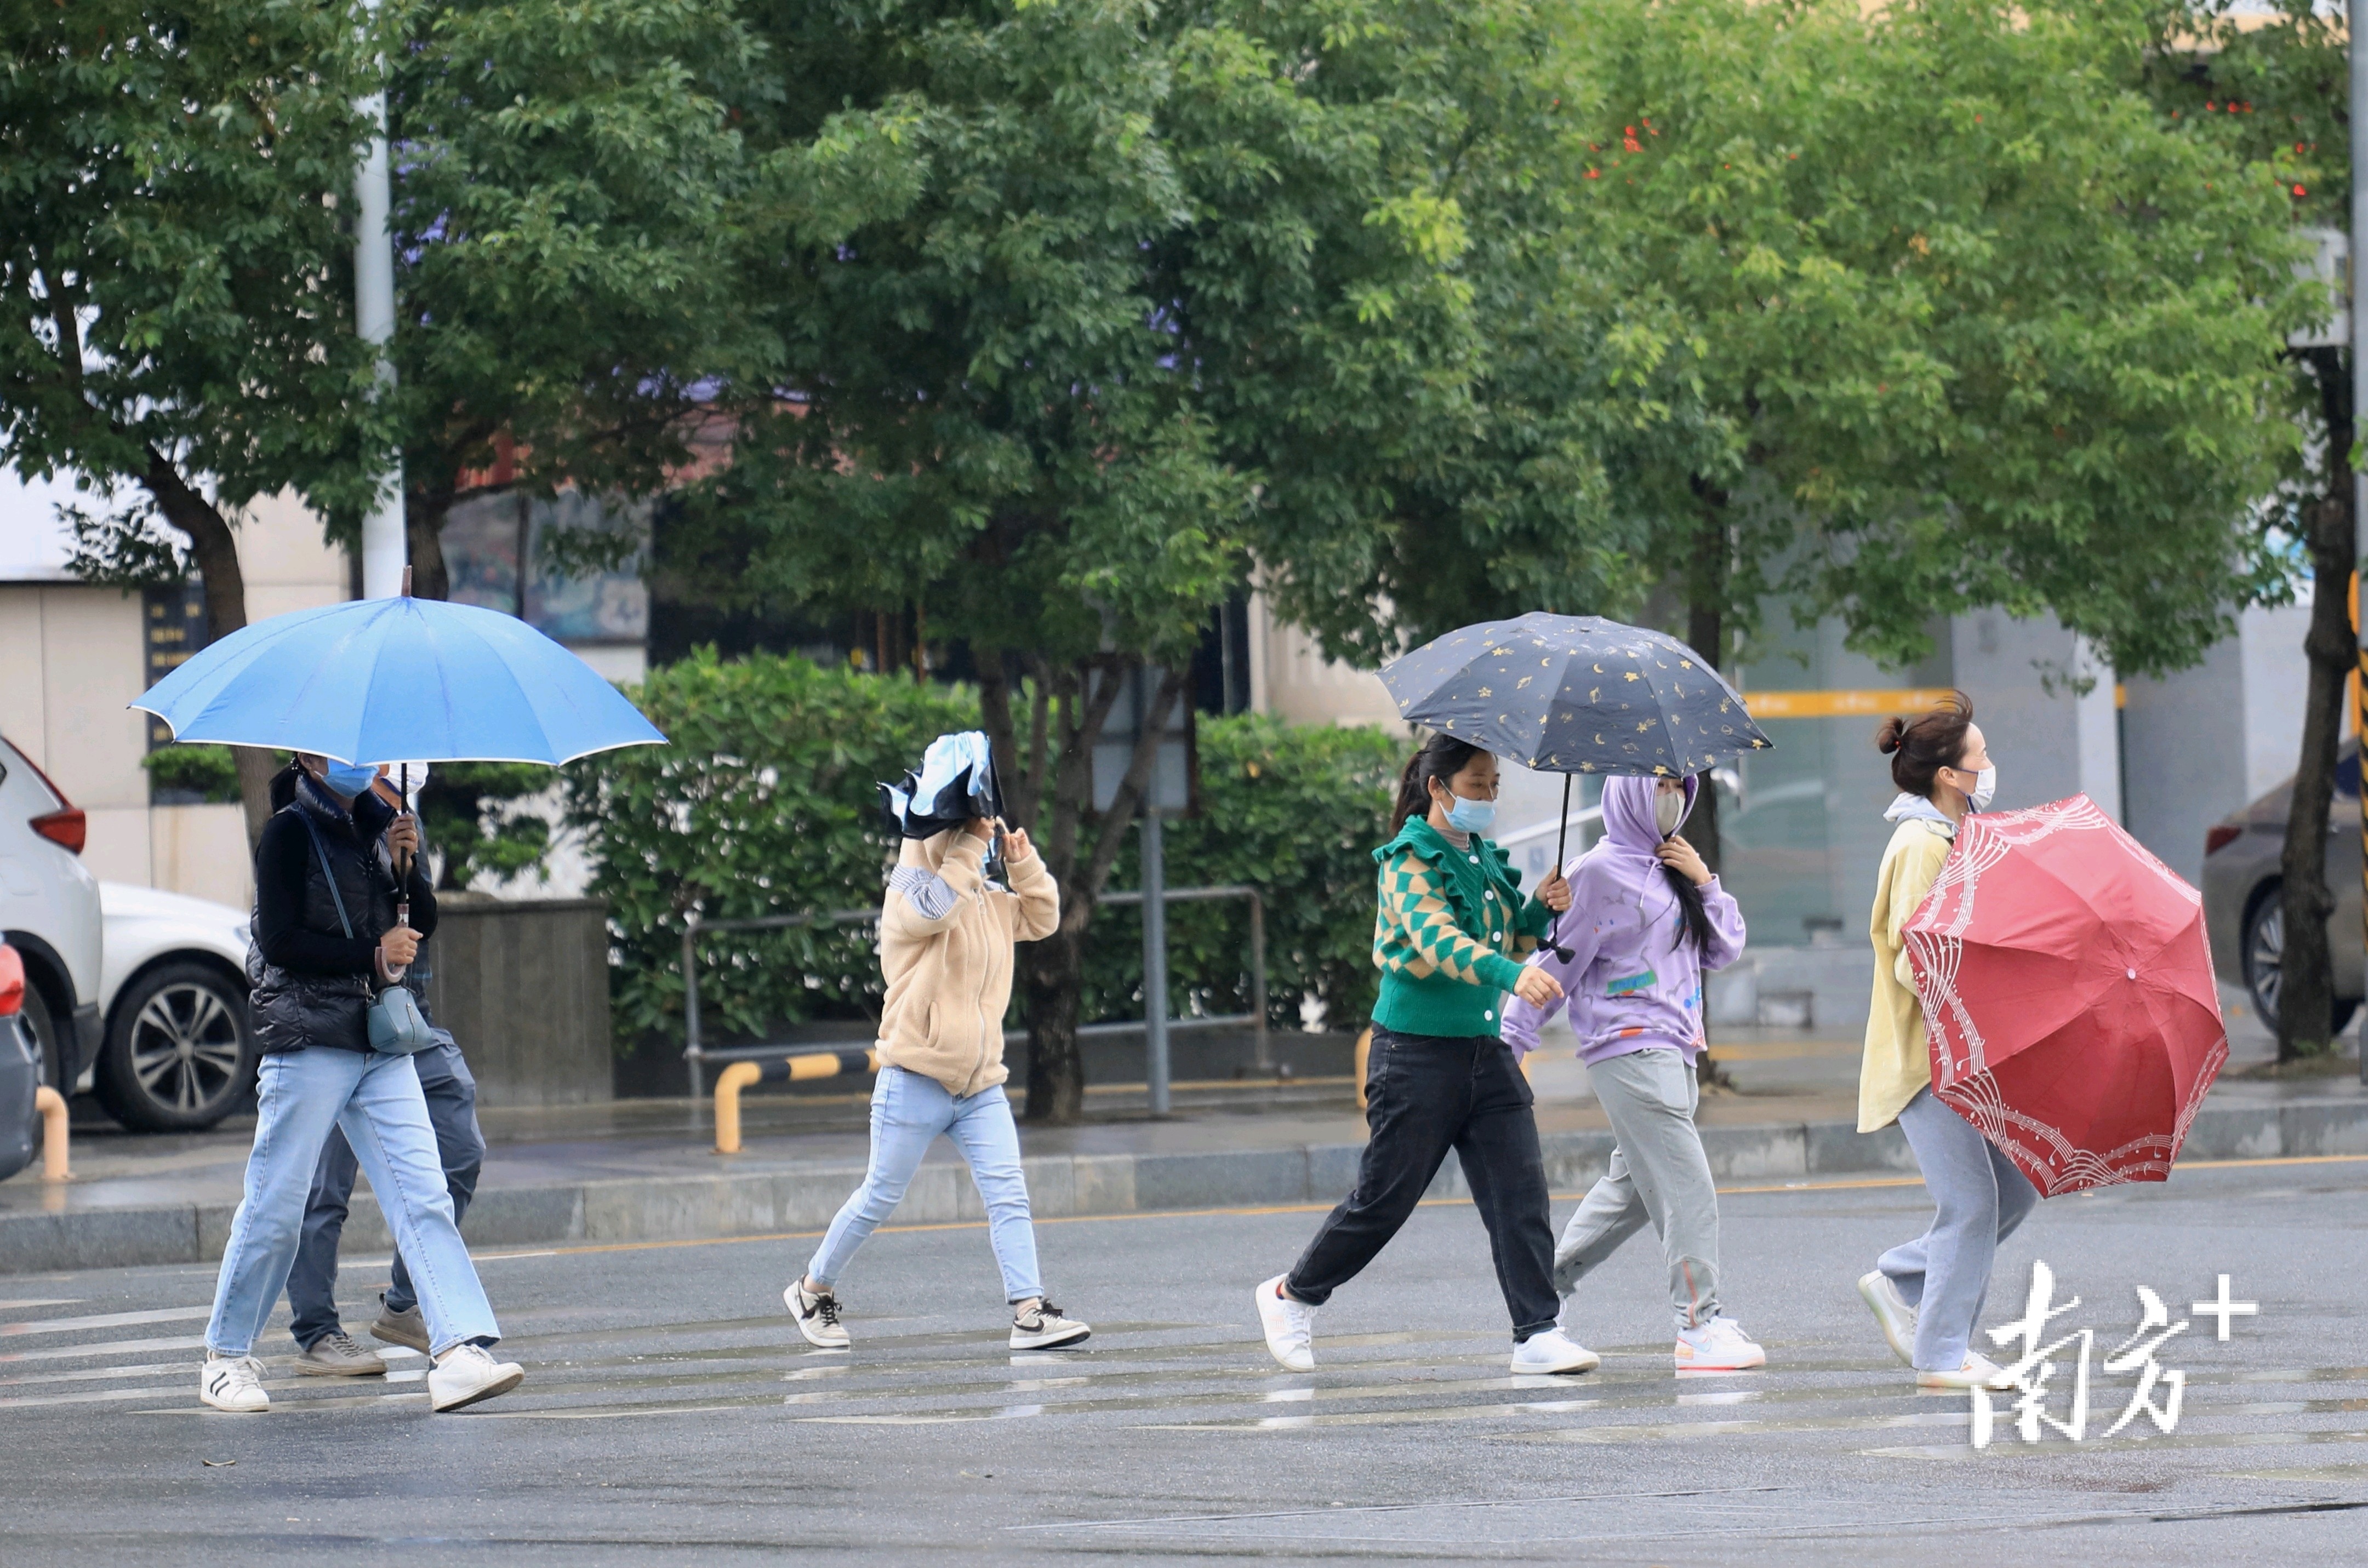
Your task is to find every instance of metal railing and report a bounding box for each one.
[678,886,1268,1102]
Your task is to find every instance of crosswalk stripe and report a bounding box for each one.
[0,1306,210,1338]
[19,1300,2359,1447]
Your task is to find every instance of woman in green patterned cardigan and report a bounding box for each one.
[1254,733,1599,1376]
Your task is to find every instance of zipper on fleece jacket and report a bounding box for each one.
[968,879,994,1096]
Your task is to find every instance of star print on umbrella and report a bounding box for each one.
[1379,611,1772,777]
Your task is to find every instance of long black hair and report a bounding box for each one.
[1392,733,1485,832]
[1662,797,1714,961]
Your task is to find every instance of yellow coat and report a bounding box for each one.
[1859,816,1955,1133]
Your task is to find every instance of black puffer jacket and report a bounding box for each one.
[247,771,440,1054]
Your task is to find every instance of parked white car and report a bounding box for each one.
[0,734,104,1099]
[95,881,255,1130]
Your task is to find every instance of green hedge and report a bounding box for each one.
[566,650,1407,1048]
[563,649,975,1046]
[1082,713,1401,1031]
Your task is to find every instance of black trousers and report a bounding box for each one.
[284,1041,484,1348]
[1287,1026,1560,1341]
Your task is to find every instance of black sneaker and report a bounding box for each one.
[785,1280,850,1349]
[1010,1298,1089,1350]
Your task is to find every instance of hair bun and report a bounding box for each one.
[1874,716,1905,754]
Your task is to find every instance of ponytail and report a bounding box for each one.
[1393,733,1485,832]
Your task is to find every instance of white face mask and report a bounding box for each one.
[1653,790,1686,837]
[1967,766,1996,811]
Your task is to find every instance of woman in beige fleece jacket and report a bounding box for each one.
[784,816,1090,1351]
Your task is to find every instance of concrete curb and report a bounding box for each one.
[7,1095,2365,1276]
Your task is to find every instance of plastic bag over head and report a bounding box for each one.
[879,730,1005,840]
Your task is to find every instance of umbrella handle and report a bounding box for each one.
[1542,774,1573,961]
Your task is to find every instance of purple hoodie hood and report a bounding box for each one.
[1599,773,1697,864]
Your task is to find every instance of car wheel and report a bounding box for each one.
[2243,892,2363,1037]
[94,962,254,1131]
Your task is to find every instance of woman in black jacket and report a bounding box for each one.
[198,755,522,1416]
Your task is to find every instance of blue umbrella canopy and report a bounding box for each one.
[1380,611,1770,777]
[132,594,667,765]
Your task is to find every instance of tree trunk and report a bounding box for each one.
[1685,489,1731,879]
[978,653,1184,1124]
[1019,925,1087,1123]
[406,492,452,601]
[2275,348,2355,1061]
[140,447,274,846]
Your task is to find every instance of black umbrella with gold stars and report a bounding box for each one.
[1380,611,1773,871]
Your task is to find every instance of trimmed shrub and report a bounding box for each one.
[563,649,974,1046]
[566,649,1404,1049]
[1083,713,1401,1031]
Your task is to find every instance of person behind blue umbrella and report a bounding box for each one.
[197,752,522,1415]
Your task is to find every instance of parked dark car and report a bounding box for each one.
[0,943,41,1182]
[2200,739,2363,1035]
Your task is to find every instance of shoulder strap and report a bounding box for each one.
[291,808,357,940]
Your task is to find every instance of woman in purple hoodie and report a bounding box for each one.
[1502,772,1763,1372]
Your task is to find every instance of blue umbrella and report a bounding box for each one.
[131,594,667,766]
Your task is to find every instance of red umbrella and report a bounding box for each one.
[1903,794,2228,1196]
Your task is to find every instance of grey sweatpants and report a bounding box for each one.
[1881,1086,2040,1371]
[1553,1048,1722,1330]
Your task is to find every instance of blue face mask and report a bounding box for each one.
[1442,794,1496,835]
[320,760,382,799]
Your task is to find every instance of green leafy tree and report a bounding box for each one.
[415,763,556,890]
[676,0,1590,1121]
[1524,0,2316,871]
[2,0,389,839]
[2135,1,2352,1061]
[374,0,824,598]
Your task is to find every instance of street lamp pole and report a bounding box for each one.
[355,0,405,600]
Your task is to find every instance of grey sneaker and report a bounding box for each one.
[369,1300,430,1353]
[296,1330,387,1377]
[1010,1298,1089,1350]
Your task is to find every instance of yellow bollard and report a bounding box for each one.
[713,1061,761,1154]
[1355,1027,1372,1112]
[34,1085,68,1181]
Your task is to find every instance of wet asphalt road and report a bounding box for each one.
[4,1154,2365,1565]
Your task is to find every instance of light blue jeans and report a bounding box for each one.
[1881,1086,2041,1371]
[205,1048,500,1358]
[807,1066,1042,1302]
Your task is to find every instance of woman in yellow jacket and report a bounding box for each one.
[1854,693,2038,1390]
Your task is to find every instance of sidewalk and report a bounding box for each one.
[4,991,2362,1274]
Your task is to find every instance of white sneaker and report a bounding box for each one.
[1857,1270,1917,1366]
[428,1343,524,1412]
[1674,1315,1766,1371]
[1255,1274,1316,1372]
[1510,1326,1600,1375]
[785,1279,851,1349]
[199,1352,269,1413]
[1010,1298,1091,1350]
[1917,1352,2017,1391]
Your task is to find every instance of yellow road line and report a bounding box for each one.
[464,1152,2368,1266]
